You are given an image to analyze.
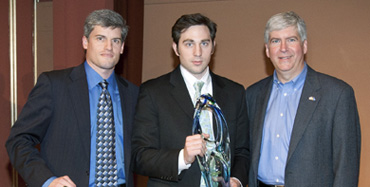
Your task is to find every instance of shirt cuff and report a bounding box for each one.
[178,149,191,175]
[43,176,57,187]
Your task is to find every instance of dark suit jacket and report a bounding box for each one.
[131,66,249,186]
[6,63,139,187]
[245,66,361,187]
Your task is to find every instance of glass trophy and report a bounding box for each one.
[192,94,231,187]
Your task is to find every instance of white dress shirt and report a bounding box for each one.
[177,65,213,173]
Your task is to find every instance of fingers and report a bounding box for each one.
[49,176,76,187]
[183,134,209,164]
[229,177,241,187]
[202,133,210,140]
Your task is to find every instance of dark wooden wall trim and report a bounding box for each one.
[1,0,12,186]
[114,0,144,86]
[114,1,146,186]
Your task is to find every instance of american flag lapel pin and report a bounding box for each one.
[309,96,316,101]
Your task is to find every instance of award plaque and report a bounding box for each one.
[192,94,231,187]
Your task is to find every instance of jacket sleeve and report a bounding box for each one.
[131,85,181,181]
[332,86,361,186]
[230,86,250,186]
[5,73,55,187]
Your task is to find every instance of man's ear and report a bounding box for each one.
[211,41,217,54]
[303,39,308,54]
[172,42,180,56]
[265,43,270,58]
[120,42,125,54]
[82,36,88,49]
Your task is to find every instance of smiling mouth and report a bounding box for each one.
[279,56,292,59]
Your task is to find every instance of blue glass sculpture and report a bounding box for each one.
[192,94,231,187]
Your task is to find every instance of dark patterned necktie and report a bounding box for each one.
[95,80,118,186]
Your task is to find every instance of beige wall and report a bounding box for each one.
[143,0,370,186]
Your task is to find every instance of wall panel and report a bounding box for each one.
[0,0,11,185]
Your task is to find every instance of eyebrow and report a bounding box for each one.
[287,36,299,40]
[182,39,211,43]
[270,36,299,41]
[112,37,123,41]
[94,34,106,37]
[182,39,194,43]
[94,35,122,41]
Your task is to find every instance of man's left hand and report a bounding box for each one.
[230,177,241,187]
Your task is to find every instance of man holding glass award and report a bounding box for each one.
[131,13,249,186]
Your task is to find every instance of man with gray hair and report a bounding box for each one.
[246,11,361,187]
[6,9,138,187]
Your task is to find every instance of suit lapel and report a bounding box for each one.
[68,64,91,158]
[251,77,273,174]
[116,75,134,179]
[211,73,227,109]
[287,66,321,162]
[210,74,228,137]
[116,75,132,140]
[170,67,195,120]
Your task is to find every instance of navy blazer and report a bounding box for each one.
[132,66,249,186]
[6,63,138,187]
[246,66,361,187]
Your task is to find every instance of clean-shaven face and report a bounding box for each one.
[173,25,215,79]
[83,25,124,77]
[265,26,307,83]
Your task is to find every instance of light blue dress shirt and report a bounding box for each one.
[258,63,307,185]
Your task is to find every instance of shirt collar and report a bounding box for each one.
[84,61,117,91]
[180,65,211,87]
[273,62,307,89]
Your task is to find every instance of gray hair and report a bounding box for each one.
[264,11,307,44]
[84,9,129,41]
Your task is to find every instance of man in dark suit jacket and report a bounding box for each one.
[132,13,249,186]
[6,9,138,187]
[245,11,361,187]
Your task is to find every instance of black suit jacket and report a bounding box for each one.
[132,66,249,186]
[245,66,361,187]
[6,63,139,187]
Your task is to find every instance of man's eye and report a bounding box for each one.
[271,39,280,44]
[201,42,209,46]
[113,39,121,44]
[185,43,193,47]
[288,38,296,42]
